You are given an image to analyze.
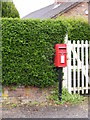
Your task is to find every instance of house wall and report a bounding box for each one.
[88,1,90,24]
[58,2,88,19]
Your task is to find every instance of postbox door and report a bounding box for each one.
[59,52,67,67]
[54,44,67,67]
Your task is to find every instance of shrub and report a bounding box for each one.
[2,18,67,87]
[2,2,20,18]
[62,17,90,42]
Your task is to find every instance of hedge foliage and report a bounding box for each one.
[2,18,66,87]
[59,17,90,42]
[2,18,90,87]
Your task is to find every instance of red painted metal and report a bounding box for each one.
[54,44,67,67]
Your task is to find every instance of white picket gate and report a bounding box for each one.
[63,34,90,94]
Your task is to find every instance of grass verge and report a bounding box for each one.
[49,83,86,105]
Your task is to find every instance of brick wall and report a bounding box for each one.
[88,1,90,24]
[58,2,88,19]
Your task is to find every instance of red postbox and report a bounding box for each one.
[54,44,67,67]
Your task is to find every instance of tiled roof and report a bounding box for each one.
[23,1,84,19]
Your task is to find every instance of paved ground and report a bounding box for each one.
[88,96,90,119]
[2,100,88,118]
[1,86,89,118]
[0,103,2,119]
[2,86,53,103]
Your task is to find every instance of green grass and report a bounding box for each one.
[49,83,85,104]
[11,103,17,108]
[9,86,17,91]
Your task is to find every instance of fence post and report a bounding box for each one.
[64,34,68,43]
[63,34,68,88]
[67,40,71,94]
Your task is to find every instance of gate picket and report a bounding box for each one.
[81,40,84,94]
[77,40,80,93]
[73,41,76,94]
[66,40,89,94]
[86,40,88,94]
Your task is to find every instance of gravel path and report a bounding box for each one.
[2,102,88,118]
[2,87,89,118]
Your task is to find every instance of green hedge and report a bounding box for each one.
[2,18,67,87]
[65,17,90,42]
[2,18,90,87]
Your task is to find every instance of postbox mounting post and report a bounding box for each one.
[59,67,62,101]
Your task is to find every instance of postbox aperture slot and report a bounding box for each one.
[58,48,66,54]
[59,47,66,49]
